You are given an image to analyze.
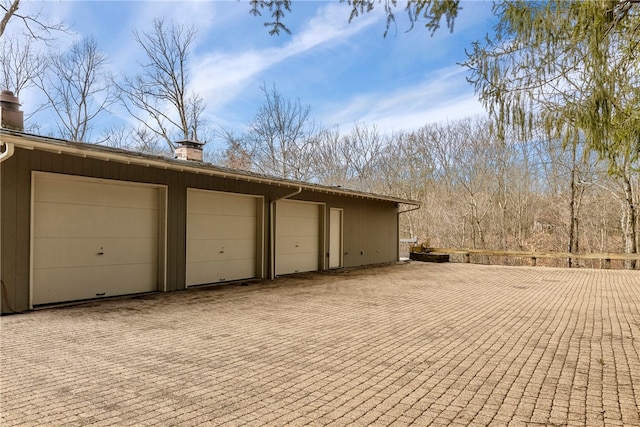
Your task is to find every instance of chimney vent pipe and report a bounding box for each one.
[175,139,204,162]
[0,90,24,131]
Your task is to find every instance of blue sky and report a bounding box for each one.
[13,0,496,148]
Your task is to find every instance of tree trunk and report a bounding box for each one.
[567,145,580,268]
[621,169,638,270]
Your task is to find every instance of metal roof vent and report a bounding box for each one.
[175,139,204,162]
[0,91,24,131]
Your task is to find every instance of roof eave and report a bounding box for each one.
[0,129,420,207]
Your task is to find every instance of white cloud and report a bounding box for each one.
[365,95,487,132]
[127,0,219,31]
[10,1,493,139]
[318,65,487,133]
[190,2,381,114]
[287,2,378,55]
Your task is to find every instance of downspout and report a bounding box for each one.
[269,186,302,279]
[397,204,421,260]
[0,142,15,163]
[0,142,15,314]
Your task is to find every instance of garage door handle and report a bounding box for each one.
[97,252,104,255]
[96,293,106,296]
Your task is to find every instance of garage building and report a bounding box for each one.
[1,125,418,314]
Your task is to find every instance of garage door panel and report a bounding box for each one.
[187,238,255,263]
[223,196,257,216]
[34,202,157,239]
[281,201,315,217]
[34,237,157,269]
[276,254,317,274]
[187,259,254,285]
[221,242,257,261]
[35,177,158,209]
[187,214,255,240]
[220,259,257,280]
[188,194,224,215]
[33,263,157,305]
[275,201,321,275]
[186,189,260,286]
[278,216,318,236]
[32,174,162,306]
[189,191,256,216]
[275,236,319,255]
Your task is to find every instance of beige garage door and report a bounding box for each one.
[32,173,162,306]
[186,189,260,286]
[276,200,321,275]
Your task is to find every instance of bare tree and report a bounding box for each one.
[241,84,316,180]
[313,127,347,186]
[307,114,638,268]
[116,18,206,152]
[1,34,49,131]
[100,123,171,156]
[217,128,252,170]
[0,0,18,36]
[579,157,640,269]
[377,130,434,240]
[340,123,384,186]
[314,123,384,191]
[0,36,46,96]
[37,36,115,142]
[1,0,65,40]
[464,0,640,266]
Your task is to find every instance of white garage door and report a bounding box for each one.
[32,173,162,306]
[186,189,260,286]
[276,200,321,275]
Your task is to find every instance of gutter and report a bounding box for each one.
[0,131,419,206]
[398,204,421,215]
[269,187,303,279]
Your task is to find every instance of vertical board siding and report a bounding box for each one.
[16,150,31,311]
[336,198,396,268]
[167,181,181,291]
[342,201,397,267]
[171,173,187,291]
[292,193,398,268]
[1,149,19,313]
[1,148,34,313]
[1,147,401,314]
